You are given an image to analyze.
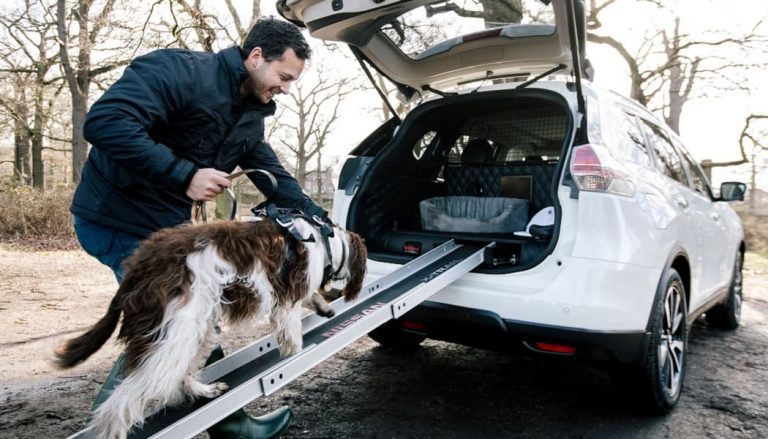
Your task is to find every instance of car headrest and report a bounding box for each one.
[461,139,493,164]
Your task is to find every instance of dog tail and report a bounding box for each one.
[51,282,128,369]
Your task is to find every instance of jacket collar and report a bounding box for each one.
[219,45,277,117]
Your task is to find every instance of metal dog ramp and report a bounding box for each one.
[68,240,491,439]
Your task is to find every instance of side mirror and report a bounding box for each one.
[719,182,746,202]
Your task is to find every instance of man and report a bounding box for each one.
[71,17,326,438]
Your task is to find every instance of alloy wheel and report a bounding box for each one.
[732,256,743,323]
[659,282,686,399]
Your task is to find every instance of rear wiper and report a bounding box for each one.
[517,64,567,89]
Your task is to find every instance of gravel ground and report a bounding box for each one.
[1,250,767,438]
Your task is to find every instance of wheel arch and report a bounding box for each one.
[645,247,690,333]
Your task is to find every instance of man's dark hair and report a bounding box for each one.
[242,16,311,61]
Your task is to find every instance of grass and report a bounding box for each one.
[0,180,77,250]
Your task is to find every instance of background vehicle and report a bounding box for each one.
[279,0,746,413]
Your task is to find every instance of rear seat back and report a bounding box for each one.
[444,162,557,216]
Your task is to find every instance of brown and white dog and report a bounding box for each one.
[51,217,366,439]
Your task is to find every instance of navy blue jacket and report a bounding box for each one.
[71,45,326,238]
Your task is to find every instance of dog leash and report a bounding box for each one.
[193,169,277,223]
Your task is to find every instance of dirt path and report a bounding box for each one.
[1,249,767,438]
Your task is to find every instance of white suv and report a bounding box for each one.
[279,0,746,413]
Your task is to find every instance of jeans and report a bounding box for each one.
[73,215,143,283]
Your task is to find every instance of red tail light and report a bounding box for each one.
[532,342,576,354]
[524,341,577,355]
[463,28,502,42]
[570,144,635,196]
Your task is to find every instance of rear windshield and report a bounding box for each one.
[446,105,566,165]
[380,0,556,60]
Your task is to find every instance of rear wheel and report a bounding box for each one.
[614,269,688,414]
[706,252,743,330]
[369,320,426,351]
[640,268,688,413]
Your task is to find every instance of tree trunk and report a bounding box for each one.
[13,82,32,185]
[57,0,93,184]
[750,148,757,212]
[14,124,32,185]
[315,151,322,202]
[71,93,89,183]
[296,95,308,188]
[296,155,307,188]
[32,85,46,189]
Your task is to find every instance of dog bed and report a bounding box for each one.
[419,196,528,233]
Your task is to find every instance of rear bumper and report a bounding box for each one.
[398,301,651,364]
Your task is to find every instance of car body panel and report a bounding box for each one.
[364,253,663,332]
[334,78,743,348]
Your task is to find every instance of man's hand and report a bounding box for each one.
[186,168,231,201]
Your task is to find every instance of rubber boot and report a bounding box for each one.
[205,346,294,439]
[90,352,127,415]
[91,348,294,438]
[206,406,294,439]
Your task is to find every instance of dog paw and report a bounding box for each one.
[204,382,229,398]
[317,307,335,318]
[278,343,301,358]
[187,380,229,399]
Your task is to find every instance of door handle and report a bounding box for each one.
[673,195,689,209]
[710,212,720,221]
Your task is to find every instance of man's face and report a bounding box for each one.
[243,47,305,104]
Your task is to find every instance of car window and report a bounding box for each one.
[413,131,437,160]
[619,112,653,168]
[380,1,556,60]
[673,139,713,198]
[639,121,688,186]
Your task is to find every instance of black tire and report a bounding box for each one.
[706,252,743,330]
[638,268,688,414]
[369,320,426,351]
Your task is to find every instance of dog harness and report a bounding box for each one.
[252,203,347,288]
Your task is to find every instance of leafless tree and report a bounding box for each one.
[734,114,768,210]
[155,0,262,52]
[587,0,767,136]
[56,0,134,183]
[0,0,61,187]
[425,1,523,26]
[268,49,361,197]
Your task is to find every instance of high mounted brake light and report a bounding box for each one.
[570,144,636,197]
[463,28,502,42]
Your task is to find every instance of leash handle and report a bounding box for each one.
[194,169,277,223]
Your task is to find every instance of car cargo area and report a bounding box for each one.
[347,90,573,273]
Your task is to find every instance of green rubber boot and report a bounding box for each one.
[206,405,294,439]
[205,346,294,439]
[90,352,127,414]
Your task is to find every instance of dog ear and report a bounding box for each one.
[342,232,367,302]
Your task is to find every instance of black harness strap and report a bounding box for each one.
[252,203,347,287]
